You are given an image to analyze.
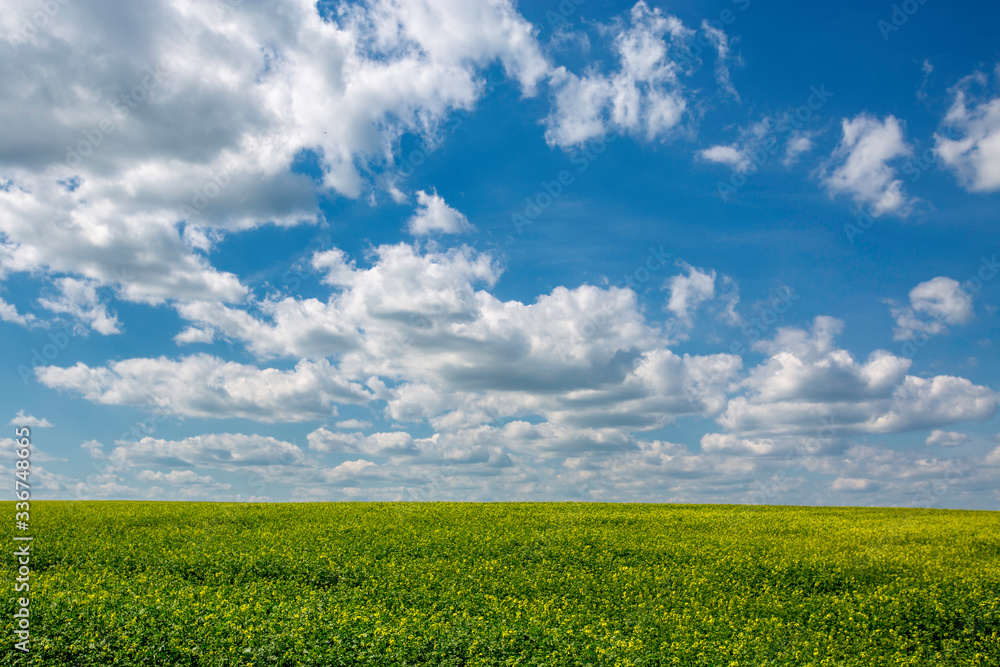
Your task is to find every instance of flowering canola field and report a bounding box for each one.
[2,501,998,666]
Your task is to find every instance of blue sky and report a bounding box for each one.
[2,0,998,507]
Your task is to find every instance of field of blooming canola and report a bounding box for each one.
[2,501,999,666]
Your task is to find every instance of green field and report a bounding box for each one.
[3,502,999,666]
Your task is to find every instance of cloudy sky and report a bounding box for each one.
[2,0,999,508]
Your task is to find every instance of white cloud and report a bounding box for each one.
[9,410,53,428]
[698,113,820,175]
[322,459,379,481]
[698,144,749,171]
[665,262,716,326]
[26,465,139,499]
[36,354,372,422]
[783,131,814,166]
[28,239,998,506]
[172,243,498,360]
[715,316,997,437]
[544,1,692,147]
[407,190,474,235]
[0,0,548,314]
[935,67,1000,192]
[831,477,878,492]
[0,296,39,327]
[136,469,231,489]
[700,20,739,102]
[110,433,308,475]
[888,276,973,341]
[37,277,121,334]
[334,419,372,430]
[700,433,775,455]
[924,429,970,447]
[173,326,215,345]
[308,428,419,456]
[910,276,974,323]
[822,114,914,215]
[717,276,742,326]
[45,242,741,433]
[808,443,997,507]
[37,422,1000,505]
[986,444,1000,466]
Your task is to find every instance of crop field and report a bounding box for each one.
[2,502,999,666]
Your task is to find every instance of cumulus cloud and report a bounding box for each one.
[924,429,970,447]
[173,326,215,345]
[831,477,878,492]
[665,262,715,324]
[37,277,121,334]
[935,66,1000,192]
[783,131,814,166]
[41,241,742,434]
[822,114,914,215]
[888,276,973,341]
[308,428,419,457]
[0,296,39,327]
[35,354,372,422]
[700,433,775,455]
[698,144,750,171]
[407,190,474,235]
[0,0,548,318]
[38,425,1000,506]
[6,2,998,509]
[809,443,993,507]
[9,410,53,428]
[714,316,997,437]
[986,443,1000,466]
[28,236,998,507]
[136,469,231,490]
[663,261,738,333]
[110,433,308,476]
[544,1,695,147]
[334,419,372,430]
[322,459,379,482]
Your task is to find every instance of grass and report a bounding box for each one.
[3,501,999,666]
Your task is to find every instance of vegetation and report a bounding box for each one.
[3,501,998,665]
